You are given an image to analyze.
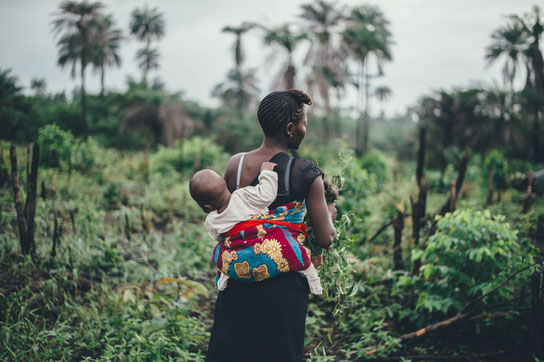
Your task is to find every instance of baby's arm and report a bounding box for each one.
[205,217,221,241]
[242,162,278,209]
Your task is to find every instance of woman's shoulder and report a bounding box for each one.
[292,156,323,177]
[290,156,324,199]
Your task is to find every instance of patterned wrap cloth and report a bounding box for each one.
[212,201,312,284]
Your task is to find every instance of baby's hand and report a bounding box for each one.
[260,162,277,171]
[311,254,323,269]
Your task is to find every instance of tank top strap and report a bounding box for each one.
[284,156,294,194]
[235,153,247,190]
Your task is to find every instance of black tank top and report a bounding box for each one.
[236,152,324,209]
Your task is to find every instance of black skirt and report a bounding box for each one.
[206,272,310,362]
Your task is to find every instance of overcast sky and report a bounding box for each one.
[0,0,537,117]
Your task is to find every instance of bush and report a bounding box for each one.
[151,137,225,176]
[397,209,533,325]
[38,124,75,168]
[483,149,509,192]
[360,149,388,185]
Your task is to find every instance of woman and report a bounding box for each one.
[206,89,336,362]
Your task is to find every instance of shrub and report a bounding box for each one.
[397,209,534,325]
[483,150,509,192]
[151,137,225,176]
[38,124,75,168]
[360,149,388,185]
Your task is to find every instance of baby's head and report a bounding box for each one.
[323,176,340,221]
[189,169,230,213]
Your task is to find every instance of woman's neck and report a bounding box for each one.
[258,136,288,155]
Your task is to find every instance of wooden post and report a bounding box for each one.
[487,166,494,205]
[41,180,47,200]
[522,170,535,214]
[416,125,427,187]
[438,152,468,216]
[10,143,29,254]
[125,213,131,241]
[25,143,39,250]
[449,180,457,213]
[51,215,59,258]
[412,176,427,274]
[393,211,404,270]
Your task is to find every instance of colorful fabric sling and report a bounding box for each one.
[212,201,312,283]
[212,154,312,284]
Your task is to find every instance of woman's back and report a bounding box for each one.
[206,152,322,362]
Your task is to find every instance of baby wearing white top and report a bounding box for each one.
[189,162,322,294]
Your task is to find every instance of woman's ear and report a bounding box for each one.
[285,122,295,137]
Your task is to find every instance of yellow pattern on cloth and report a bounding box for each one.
[221,250,238,274]
[252,264,270,281]
[234,261,251,279]
[253,238,290,272]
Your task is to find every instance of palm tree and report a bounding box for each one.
[212,68,260,113]
[136,47,160,82]
[30,78,47,96]
[219,22,258,116]
[263,25,308,89]
[487,6,544,161]
[299,0,346,136]
[222,22,256,69]
[91,14,122,96]
[485,20,527,91]
[342,5,393,155]
[130,5,164,83]
[373,85,392,116]
[52,0,104,133]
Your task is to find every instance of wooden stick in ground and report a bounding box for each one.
[416,125,427,188]
[24,142,39,254]
[51,214,59,258]
[363,212,409,245]
[393,211,404,270]
[522,170,535,214]
[438,152,468,216]
[10,143,29,254]
[412,176,427,274]
[487,166,494,205]
[449,180,457,212]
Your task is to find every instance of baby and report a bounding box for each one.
[189,162,322,294]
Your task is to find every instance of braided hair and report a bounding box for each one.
[257,89,313,136]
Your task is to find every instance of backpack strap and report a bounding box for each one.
[235,153,247,190]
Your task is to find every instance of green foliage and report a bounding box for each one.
[37,124,101,172]
[38,124,76,169]
[398,209,533,323]
[360,149,388,185]
[483,149,509,191]
[151,137,226,176]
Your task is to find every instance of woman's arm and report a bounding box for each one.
[306,176,336,248]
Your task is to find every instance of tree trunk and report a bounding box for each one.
[522,170,535,214]
[10,142,39,255]
[439,152,468,215]
[412,176,427,274]
[362,60,371,153]
[393,211,404,270]
[80,57,87,134]
[100,64,105,97]
[487,166,494,205]
[10,143,29,253]
[285,62,295,90]
[416,126,427,187]
[534,108,541,163]
[24,143,39,253]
